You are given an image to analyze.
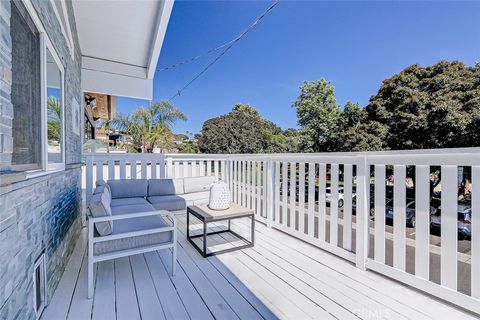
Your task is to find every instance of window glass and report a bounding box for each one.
[46,49,63,165]
[10,1,42,170]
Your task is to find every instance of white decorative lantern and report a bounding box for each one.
[208,181,231,210]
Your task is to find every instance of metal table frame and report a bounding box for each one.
[186,206,255,257]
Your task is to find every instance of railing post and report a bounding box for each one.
[355,156,369,271]
[266,158,275,228]
[166,155,172,178]
[159,154,166,179]
[86,155,93,206]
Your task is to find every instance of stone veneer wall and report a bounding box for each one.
[0,0,82,319]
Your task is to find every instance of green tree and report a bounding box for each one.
[363,61,480,149]
[113,101,186,153]
[293,79,343,152]
[47,97,61,142]
[341,101,361,129]
[198,103,297,153]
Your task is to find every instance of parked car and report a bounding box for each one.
[385,199,437,228]
[326,187,356,208]
[430,203,472,240]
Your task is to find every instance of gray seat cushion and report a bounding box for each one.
[111,203,156,215]
[107,179,148,199]
[178,191,210,206]
[183,176,216,194]
[89,190,113,236]
[93,214,172,255]
[111,197,150,207]
[147,195,187,211]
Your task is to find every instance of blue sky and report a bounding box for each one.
[117,0,480,135]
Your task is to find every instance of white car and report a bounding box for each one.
[325,187,355,208]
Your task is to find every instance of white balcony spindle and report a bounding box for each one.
[282,162,288,226]
[374,164,386,263]
[393,165,406,271]
[415,165,430,280]
[199,160,205,176]
[96,159,104,182]
[130,159,136,179]
[275,161,281,224]
[119,159,126,179]
[206,160,212,176]
[214,160,219,180]
[247,161,251,208]
[174,161,180,178]
[343,164,353,251]
[298,162,305,234]
[108,160,114,180]
[318,163,327,241]
[289,162,296,229]
[257,161,261,217]
[472,166,480,299]
[242,161,247,206]
[441,165,458,290]
[182,161,188,178]
[267,159,274,227]
[307,162,315,237]
[151,159,157,179]
[355,157,369,271]
[86,156,93,205]
[141,160,147,179]
[330,164,339,246]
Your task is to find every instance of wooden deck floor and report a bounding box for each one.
[41,215,476,320]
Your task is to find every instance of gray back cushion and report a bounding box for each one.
[107,179,148,199]
[96,179,106,187]
[183,176,216,194]
[148,179,184,196]
[89,190,113,236]
[93,184,111,195]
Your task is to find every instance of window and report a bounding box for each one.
[10,0,42,170]
[46,47,64,168]
[10,0,65,173]
[33,253,46,317]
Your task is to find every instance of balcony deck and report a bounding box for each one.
[41,214,475,320]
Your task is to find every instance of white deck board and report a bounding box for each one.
[143,251,190,320]
[91,260,115,320]
[42,217,476,320]
[114,257,141,320]
[129,254,166,320]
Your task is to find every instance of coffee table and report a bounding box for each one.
[186,203,254,257]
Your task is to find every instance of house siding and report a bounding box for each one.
[0,0,82,319]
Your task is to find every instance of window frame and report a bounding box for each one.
[44,38,65,171]
[11,0,66,175]
[49,0,75,59]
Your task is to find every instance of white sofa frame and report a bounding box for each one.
[87,210,177,299]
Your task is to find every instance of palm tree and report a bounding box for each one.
[47,97,61,142]
[112,101,187,153]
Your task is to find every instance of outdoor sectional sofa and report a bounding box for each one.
[86,175,216,298]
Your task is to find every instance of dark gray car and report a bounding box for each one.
[430,203,472,240]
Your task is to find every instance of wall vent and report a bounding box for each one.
[33,253,46,318]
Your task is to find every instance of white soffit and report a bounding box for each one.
[73,0,174,99]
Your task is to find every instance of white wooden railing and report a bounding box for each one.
[83,148,480,315]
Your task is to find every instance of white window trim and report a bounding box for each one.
[44,38,66,171]
[49,0,75,60]
[19,0,66,173]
